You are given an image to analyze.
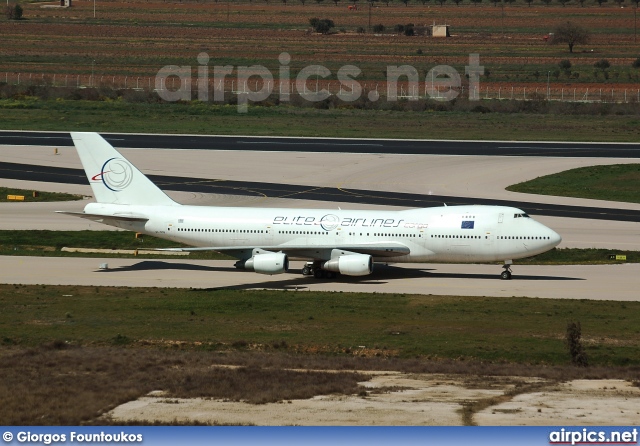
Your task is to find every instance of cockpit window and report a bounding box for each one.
[513,213,530,218]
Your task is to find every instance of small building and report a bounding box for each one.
[60,0,72,7]
[432,24,450,38]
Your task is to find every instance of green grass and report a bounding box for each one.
[0,187,83,203]
[2,284,640,366]
[0,230,233,260]
[1,99,640,142]
[507,164,640,203]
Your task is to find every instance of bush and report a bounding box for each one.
[4,4,21,19]
[372,23,385,33]
[566,321,588,367]
[310,17,335,34]
[594,59,610,70]
[632,57,640,69]
[559,59,572,71]
[356,26,365,33]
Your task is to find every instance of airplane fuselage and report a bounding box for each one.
[84,202,561,264]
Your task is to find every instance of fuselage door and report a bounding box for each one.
[498,213,504,224]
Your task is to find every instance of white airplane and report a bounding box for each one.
[59,132,562,280]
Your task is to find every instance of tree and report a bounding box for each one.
[595,0,608,6]
[525,0,534,6]
[404,23,415,35]
[373,23,385,32]
[633,57,640,68]
[557,0,569,6]
[552,21,590,53]
[594,58,610,70]
[452,0,463,5]
[5,3,22,19]
[471,0,483,5]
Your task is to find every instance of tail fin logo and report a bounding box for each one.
[91,158,134,192]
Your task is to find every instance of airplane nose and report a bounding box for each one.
[549,230,562,247]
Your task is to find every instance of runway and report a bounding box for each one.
[1,161,638,222]
[2,130,640,157]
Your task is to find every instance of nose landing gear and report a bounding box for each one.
[500,263,512,280]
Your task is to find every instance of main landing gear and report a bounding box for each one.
[500,263,512,280]
[302,261,337,280]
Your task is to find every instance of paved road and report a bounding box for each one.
[2,131,640,158]
[1,257,636,301]
[2,161,639,222]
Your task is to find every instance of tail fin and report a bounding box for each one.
[71,132,178,206]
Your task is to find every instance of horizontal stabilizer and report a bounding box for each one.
[56,211,149,223]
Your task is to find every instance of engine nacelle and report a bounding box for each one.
[322,254,373,276]
[243,253,289,275]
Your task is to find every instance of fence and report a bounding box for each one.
[3,72,639,104]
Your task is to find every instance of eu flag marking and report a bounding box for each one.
[461,221,475,229]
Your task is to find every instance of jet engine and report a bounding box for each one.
[243,253,289,275]
[322,254,373,276]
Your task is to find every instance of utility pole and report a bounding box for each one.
[92,60,95,87]
[501,0,505,37]
[93,0,96,18]
[547,71,550,99]
[368,1,371,33]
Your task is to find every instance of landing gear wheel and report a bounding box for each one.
[500,270,512,280]
[302,265,312,276]
[314,268,324,279]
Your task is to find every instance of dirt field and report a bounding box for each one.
[1,0,637,90]
[108,369,640,425]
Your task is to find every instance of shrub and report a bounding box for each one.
[632,57,640,68]
[558,59,572,71]
[310,18,335,34]
[372,23,385,33]
[594,59,610,70]
[356,26,365,33]
[566,321,588,367]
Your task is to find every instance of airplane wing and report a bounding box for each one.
[158,242,411,259]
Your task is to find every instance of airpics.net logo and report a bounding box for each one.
[91,158,134,192]
[549,428,638,446]
[154,52,484,113]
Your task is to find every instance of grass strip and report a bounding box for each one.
[1,231,637,263]
[1,99,640,142]
[507,164,640,204]
[2,284,640,366]
[0,187,83,203]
